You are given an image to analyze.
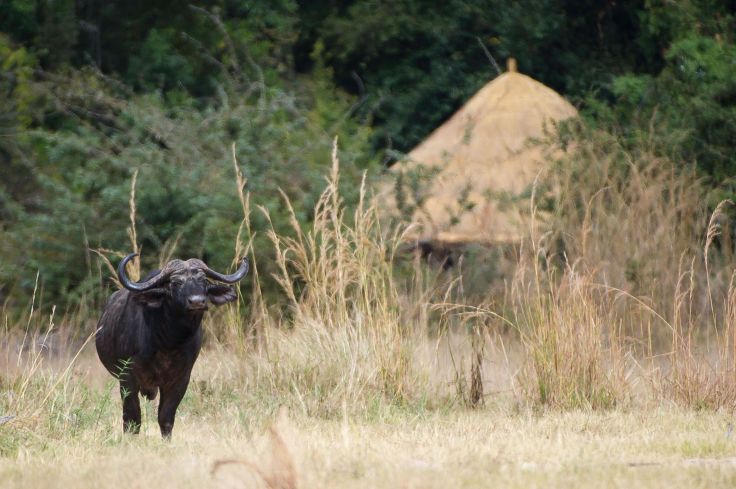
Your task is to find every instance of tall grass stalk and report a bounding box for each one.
[664,202,736,410]
[249,138,432,411]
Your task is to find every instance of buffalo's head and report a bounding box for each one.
[117,253,249,312]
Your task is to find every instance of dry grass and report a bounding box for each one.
[3,349,736,489]
[3,350,736,488]
[3,138,736,487]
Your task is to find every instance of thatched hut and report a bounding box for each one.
[387,60,577,249]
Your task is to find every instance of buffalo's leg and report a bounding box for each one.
[157,377,189,439]
[120,382,141,434]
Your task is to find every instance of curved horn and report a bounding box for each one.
[202,257,249,284]
[117,253,168,292]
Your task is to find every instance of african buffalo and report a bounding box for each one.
[95,253,249,438]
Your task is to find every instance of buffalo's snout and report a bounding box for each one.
[186,295,207,310]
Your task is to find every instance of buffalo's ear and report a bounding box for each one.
[207,284,237,305]
[132,288,168,308]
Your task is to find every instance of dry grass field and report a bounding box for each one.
[3,349,736,489]
[3,143,736,488]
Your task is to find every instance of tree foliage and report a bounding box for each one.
[0,0,735,309]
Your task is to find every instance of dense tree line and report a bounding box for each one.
[4,1,734,153]
[0,0,734,307]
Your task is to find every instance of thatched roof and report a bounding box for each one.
[387,62,577,245]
